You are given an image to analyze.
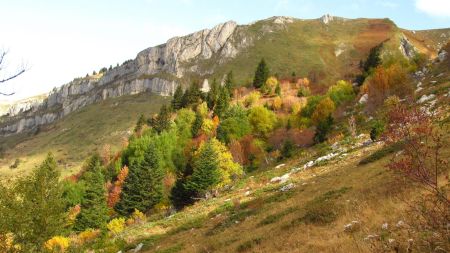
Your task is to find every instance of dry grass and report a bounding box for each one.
[113,140,429,253]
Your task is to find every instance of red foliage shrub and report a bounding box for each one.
[268,128,315,150]
[107,166,129,208]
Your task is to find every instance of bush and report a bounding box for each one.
[326,80,355,105]
[358,142,403,165]
[76,229,101,245]
[244,91,261,107]
[107,218,126,235]
[248,106,277,137]
[297,86,311,97]
[281,139,295,159]
[44,236,70,252]
[369,120,385,141]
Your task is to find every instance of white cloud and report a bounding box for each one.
[416,0,450,17]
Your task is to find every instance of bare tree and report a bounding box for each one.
[0,50,26,96]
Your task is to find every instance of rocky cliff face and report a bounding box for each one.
[0,21,242,136]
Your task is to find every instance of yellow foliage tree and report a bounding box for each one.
[44,236,70,253]
[201,118,215,136]
[264,76,278,95]
[77,229,100,245]
[311,97,335,125]
[196,138,244,188]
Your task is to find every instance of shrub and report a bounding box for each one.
[248,106,277,137]
[126,209,147,226]
[311,97,335,125]
[244,91,261,107]
[281,139,295,159]
[297,86,311,97]
[326,80,355,105]
[314,115,334,143]
[44,236,70,252]
[358,142,403,165]
[369,120,385,141]
[107,218,126,235]
[272,96,282,111]
[77,229,101,245]
[301,95,323,118]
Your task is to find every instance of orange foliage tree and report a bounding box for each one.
[107,166,129,208]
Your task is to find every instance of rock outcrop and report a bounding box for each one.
[0,20,244,136]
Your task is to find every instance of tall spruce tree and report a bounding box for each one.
[3,153,66,251]
[214,86,230,118]
[134,114,146,134]
[206,79,219,110]
[224,71,234,95]
[74,155,108,231]
[154,105,171,134]
[115,143,164,215]
[314,114,334,143]
[253,58,269,88]
[184,141,220,197]
[171,85,183,110]
[191,112,203,137]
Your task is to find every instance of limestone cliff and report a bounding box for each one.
[0,20,242,136]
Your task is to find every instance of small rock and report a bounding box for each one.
[430,80,438,85]
[244,191,251,196]
[415,87,423,93]
[132,243,144,253]
[275,163,285,169]
[270,173,290,184]
[302,182,308,186]
[382,222,389,230]
[417,94,436,104]
[303,161,314,169]
[396,220,405,228]
[359,94,368,104]
[364,234,379,241]
[344,221,360,232]
[280,183,295,192]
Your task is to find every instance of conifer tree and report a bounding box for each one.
[275,83,281,96]
[191,112,203,137]
[214,86,230,118]
[154,105,171,134]
[4,153,67,251]
[207,79,219,110]
[134,114,146,134]
[184,141,220,197]
[171,85,183,110]
[74,156,108,231]
[314,114,334,143]
[115,143,164,215]
[253,58,269,88]
[225,71,234,95]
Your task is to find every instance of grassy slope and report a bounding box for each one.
[114,135,448,253]
[201,18,397,87]
[0,93,169,181]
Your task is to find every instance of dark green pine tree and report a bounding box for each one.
[184,141,220,197]
[224,71,234,95]
[191,111,203,137]
[253,58,269,88]
[171,85,184,110]
[115,143,164,215]
[314,114,334,143]
[134,114,146,134]
[154,105,171,134]
[275,83,281,96]
[206,79,219,110]
[214,86,230,118]
[74,156,108,231]
[17,153,66,250]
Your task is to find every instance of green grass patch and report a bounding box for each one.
[257,206,297,227]
[206,208,258,236]
[154,243,184,253]
[359,142,403,165]
[236,237,263,252]
[168,215,207,235]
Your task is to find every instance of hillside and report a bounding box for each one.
[0,93,169,182]
[0,15,448,179]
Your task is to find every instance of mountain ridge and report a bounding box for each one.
[0,15,449,137]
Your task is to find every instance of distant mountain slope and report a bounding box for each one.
[1,15,448,137]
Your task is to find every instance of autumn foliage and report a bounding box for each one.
[107,166,129,208]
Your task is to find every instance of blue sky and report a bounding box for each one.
[1,0,449,101]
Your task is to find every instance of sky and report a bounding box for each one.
[0,0,449,102]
